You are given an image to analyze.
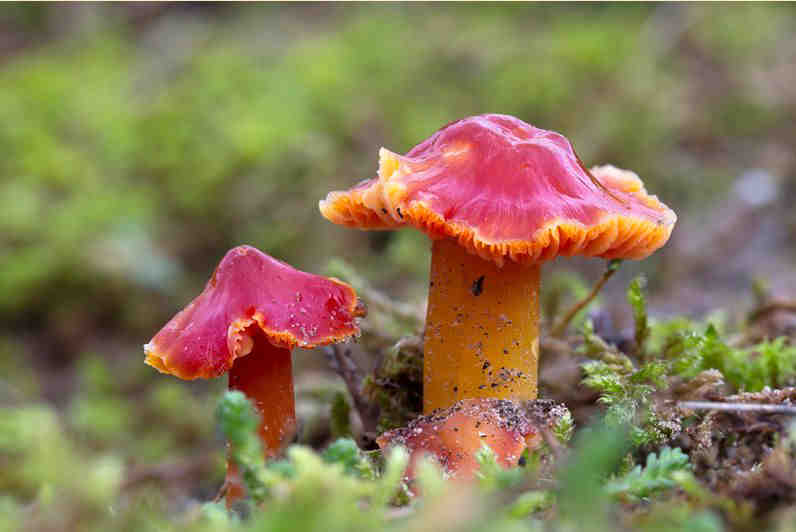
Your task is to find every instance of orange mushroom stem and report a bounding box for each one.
[224,337,295,503]
[228,333,296,456]
[424,238,539,412]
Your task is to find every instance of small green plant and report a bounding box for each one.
[215,390,410,514]
[628,276,650,356]
[363,336,423,432]
[475,445,526,492]
[606,447,691,501]
[580,277,796,448]
[668,325,796,392]
[581,319,674,447]
[217,390,268,502]
[553,410,575,443]
[505,490,554,519]
[329,391,353,439]
[555,422,631,529]
[321,438,376,479]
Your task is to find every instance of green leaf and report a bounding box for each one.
[668,323,796,392]
[628,276,650,356]
[476,444,526,491]
[216,391,261,460]
[322,438,375,479]
[330,392,352,439]
[507,490,554,518]
[556,423,631,527]
[553,411,575,443]
[606,447,690,500]
[581,290,676,448]
[216,391,266,501]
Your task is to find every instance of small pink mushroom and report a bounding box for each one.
[144,245,364,502]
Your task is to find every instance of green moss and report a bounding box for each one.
[3,5,796,531]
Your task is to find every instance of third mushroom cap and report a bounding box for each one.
[320,114,676,413]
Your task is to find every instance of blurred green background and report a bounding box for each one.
[1,2,795,528]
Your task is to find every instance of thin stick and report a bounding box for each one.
[678,401,796,415]
[324,344,381,439]
[551,260,622,338]
[539,426,567,462]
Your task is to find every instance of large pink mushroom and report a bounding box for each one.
[321,114,676,413]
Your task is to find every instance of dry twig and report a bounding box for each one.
[324,344,381,441]
[539,427,567,462]
[677,401,796,415]
[551,260,621,338]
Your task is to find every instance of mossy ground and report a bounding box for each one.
[1,4,795,531]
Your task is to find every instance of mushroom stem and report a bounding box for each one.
[225,337,295,502]
[423,238,540,413]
